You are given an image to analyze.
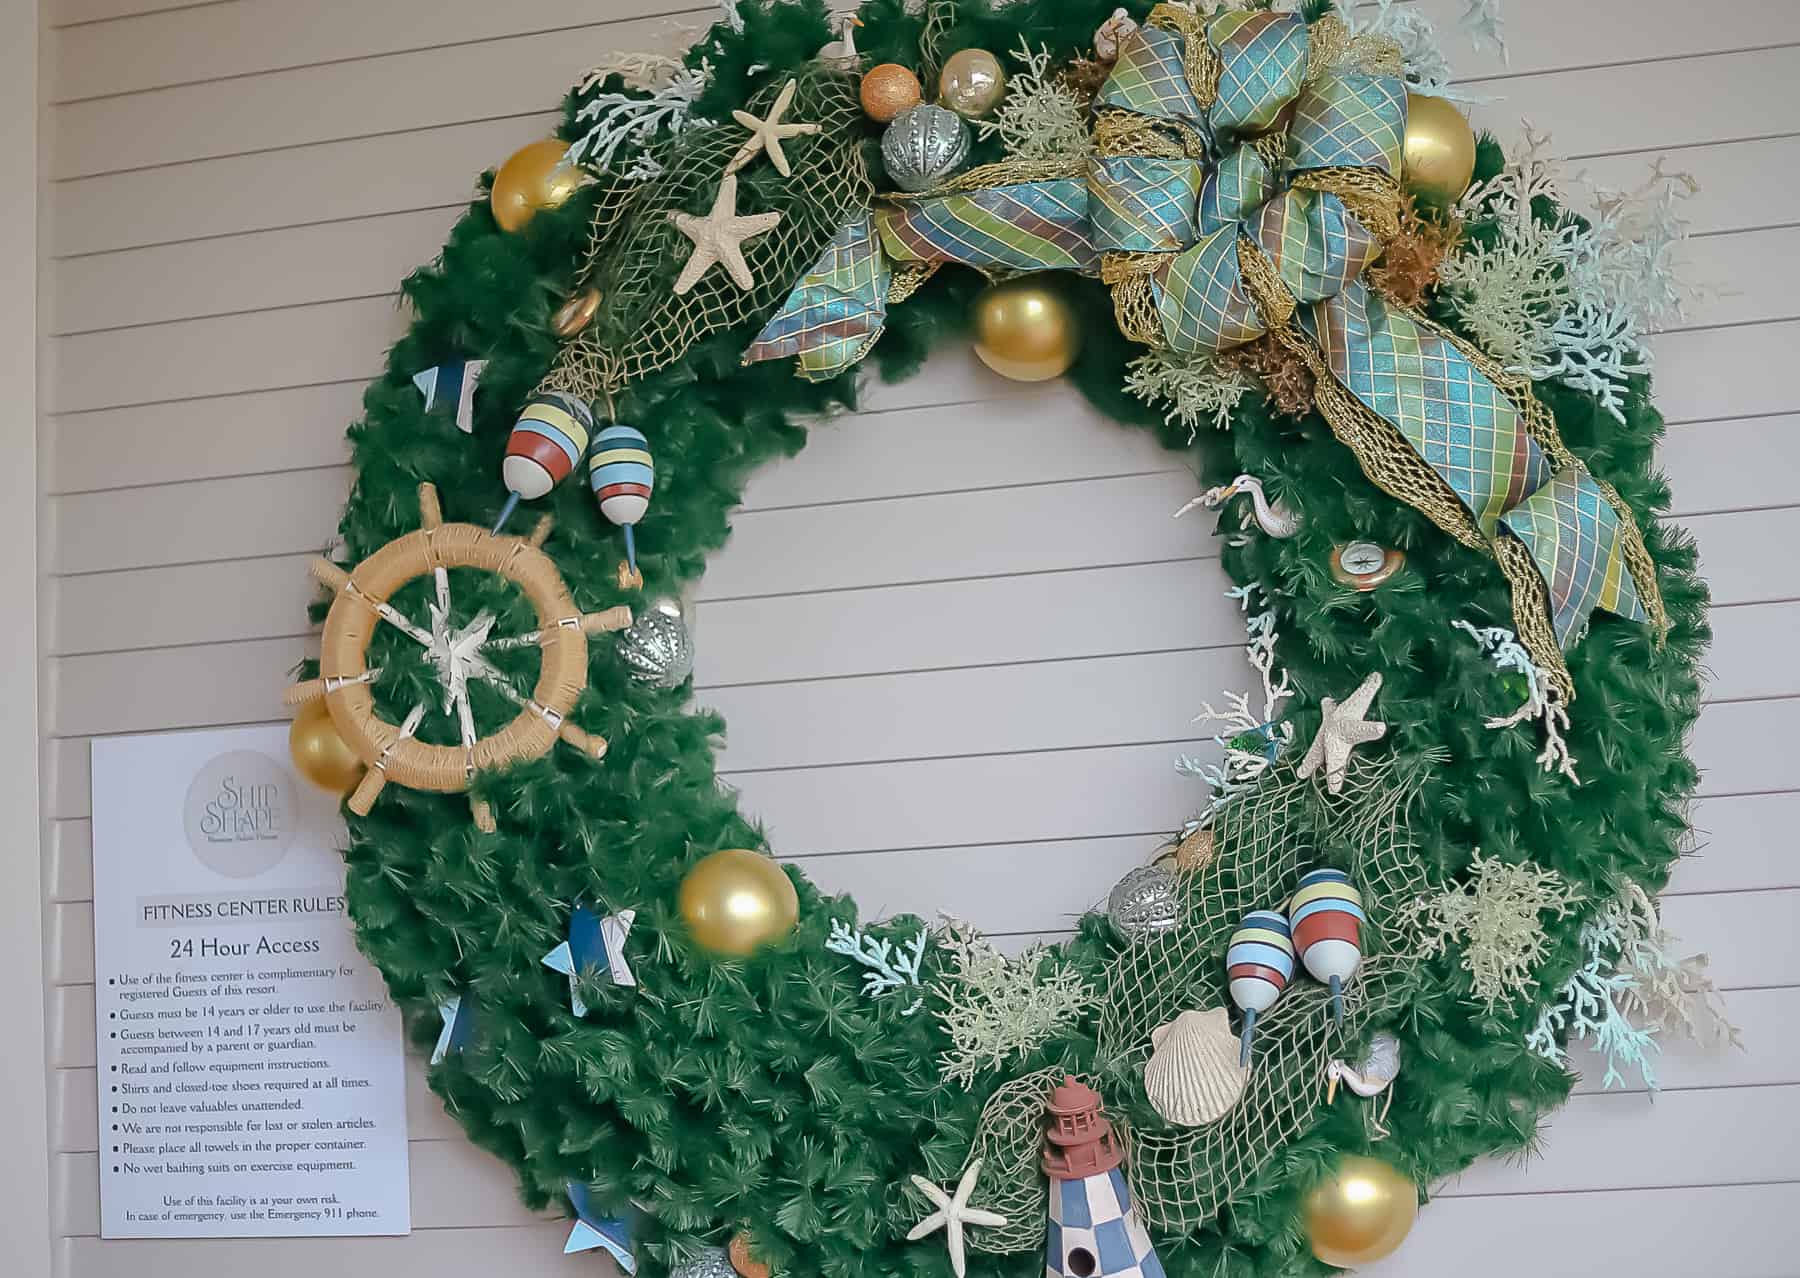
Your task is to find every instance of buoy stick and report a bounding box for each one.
[621,523,637,574]
[1239,1007,1257,1068]
[1329,975,1344,1026]
[492,491,521,535]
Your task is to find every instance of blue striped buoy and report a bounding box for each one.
[1227,909,1295,1066]
[1290,867,1365,1025]
[589,424,654,574]
[496,391,593,531]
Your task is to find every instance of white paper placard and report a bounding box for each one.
[91,724,411,1238]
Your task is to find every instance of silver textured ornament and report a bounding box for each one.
[671,1248,738,1278]
[618,597,695,688]
[881,104,970,192]
[1108,864,1180,942]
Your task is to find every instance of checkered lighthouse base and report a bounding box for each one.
[1046,1169,1165,1278]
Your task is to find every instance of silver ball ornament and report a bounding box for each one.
[1108,865,1180,942]
[618,597,695,689]
[670,1248,739,1278]
[881,103,970,192]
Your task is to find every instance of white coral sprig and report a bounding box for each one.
[931,917,1095,1089]
[825,919,927,1015]
[1123,349,1253,441]
[1528,883,1742,1089]
[1410,851,1580,1011]
[1439,128,1694,422]
[1177,583,1295,815]
[1454,619,1577,782]
[974,37,1092,164]
[567,60,713,180]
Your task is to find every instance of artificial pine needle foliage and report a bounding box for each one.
[310,2,1711,1275]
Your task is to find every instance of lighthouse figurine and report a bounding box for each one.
[1042,1077,1165,1278]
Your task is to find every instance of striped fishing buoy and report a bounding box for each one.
[495,391,593,532]
[1290,867,1365,1026]
[1227,909,1295,1067]
[590,424,654,577]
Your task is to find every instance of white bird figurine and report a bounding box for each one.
[818,13,864,70]
[1326,1032,1402,1136]
[1175,473,1301,538]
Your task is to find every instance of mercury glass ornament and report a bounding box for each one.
[1108,864,1180,942]
[672,1248,739,1278]
[618,597,694,688]
[938,48,1006,118]
[881,104,970,192]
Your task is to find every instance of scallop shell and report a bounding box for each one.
[1144,1008,1249,1127]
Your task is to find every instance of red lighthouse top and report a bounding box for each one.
[1041,1076,1122,1177]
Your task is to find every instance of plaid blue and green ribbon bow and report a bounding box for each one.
[747,7,1664,689]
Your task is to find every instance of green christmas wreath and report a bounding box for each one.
[289,2,1720,1274]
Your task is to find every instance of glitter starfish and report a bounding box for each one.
[725,77,820,177]
[668,175,783,295]
[1296,671,1388,795]
[905,1159,1008,1278]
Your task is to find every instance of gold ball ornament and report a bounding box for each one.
[678,849,800,957]
[938,48,1006,118]
[971,278,1082,382]
[1303,1155,1419,1267]
[490,138,584,233]
[288,699,365,796]
[1401,93,1477,205]
[861,63,923,122]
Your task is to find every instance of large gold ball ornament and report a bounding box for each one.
[939,48,1006,118]
[1303,1155,1419,1267]
[1401,93,1477,205]
[288,699,365,796]
[971,278,1083,382]
[678,849,800,957]
[861,63,923,122]
[490,138,584,233]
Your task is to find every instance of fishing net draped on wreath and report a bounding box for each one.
[955,755,1434,1248]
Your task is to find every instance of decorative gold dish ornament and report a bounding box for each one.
[284,482,633,831]
[1330,541,1405,590]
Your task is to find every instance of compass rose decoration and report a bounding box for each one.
[283,482,633,830]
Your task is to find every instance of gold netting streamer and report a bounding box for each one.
[540,68,873,402]
[1095,754,1435,1234]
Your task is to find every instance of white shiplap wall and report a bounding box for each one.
[36,1,1800,1274]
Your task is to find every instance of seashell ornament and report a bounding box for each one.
[1144,1008,1249,1126]
[1093,8,1140,63]
[1107,864,1180,942]
[881,104,971,192]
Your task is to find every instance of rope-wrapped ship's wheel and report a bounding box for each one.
[283,482,632,830]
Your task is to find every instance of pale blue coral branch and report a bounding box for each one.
[825,919,928,1015]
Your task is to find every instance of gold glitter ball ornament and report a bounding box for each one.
[550,288,601,338]
[1401,93,1477,205]
[490,138,583,233]
[938,48,1006,118]
[861,62,923,122]
[971,277,1082,382]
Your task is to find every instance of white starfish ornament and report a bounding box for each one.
[905,1158,1008,1278]
[668,174,783,295]
[1296,671,1387,795]
[726,77,820,177]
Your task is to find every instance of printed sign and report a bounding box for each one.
[91,725,411,1238]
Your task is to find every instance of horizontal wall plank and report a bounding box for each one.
[51,0,691,101]
[1649,319,1798,425]
[1661,416,1800,517]
[53,207,455,335]
[57,1223,612,1278]
[1568,984,1797,1095]
[50,115,552,259]
[1444,1083,1800,1196]
[1675,793,1800,895]
[50,13,693,179]
[1361,1181,1800,1278]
